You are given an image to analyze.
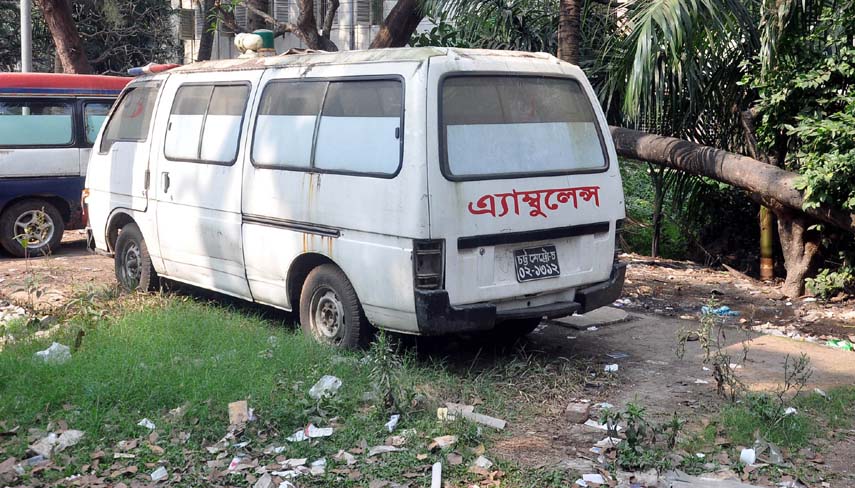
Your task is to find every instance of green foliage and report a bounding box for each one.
[410,11,471,48]
[598,403,682,472]
[806,265,855,299]
[721,394,813,448]
[750,0,855,213]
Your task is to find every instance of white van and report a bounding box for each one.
[85,47,626,347]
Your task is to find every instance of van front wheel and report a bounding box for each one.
[300,264,370,349]
[114,223,158,292]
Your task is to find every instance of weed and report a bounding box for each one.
[598,403,683,472]
[676,298,749,401]
[806,265,854,300]
[366,331,416,414]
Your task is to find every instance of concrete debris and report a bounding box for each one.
[33,342,71,364]
[564,401,591,423]
[430,462,442,488]
[442,403,506,430]
[286,424,333,442]
[308,375,342,400]
[428,435,458,450]
[29,429,84,458]
[575,473,606,486]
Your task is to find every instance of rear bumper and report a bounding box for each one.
[414,262,626,335]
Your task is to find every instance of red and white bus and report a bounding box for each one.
[0,73,130,257]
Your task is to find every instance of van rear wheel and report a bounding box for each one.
[0,199,64,258]
[300,264,370,349]
[114,223,158,292]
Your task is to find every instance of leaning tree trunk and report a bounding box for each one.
[610,126,855,297]
[557,0,582,64]
[369,0,424,48]
[36,0,91,74]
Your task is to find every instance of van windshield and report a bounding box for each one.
[440,76,607,179]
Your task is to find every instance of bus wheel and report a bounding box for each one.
[0,200,64,258]
[114,223,158,292]
[300,264,370,349]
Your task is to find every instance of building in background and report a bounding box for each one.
[173,0,433,62]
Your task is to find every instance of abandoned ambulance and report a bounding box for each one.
[84,47,626,347]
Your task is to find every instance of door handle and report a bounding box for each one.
[161,172,170,193]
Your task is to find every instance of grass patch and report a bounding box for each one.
[0,296,583,487]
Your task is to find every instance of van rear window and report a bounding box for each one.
[0,100,72,147]
[440,76,607,179]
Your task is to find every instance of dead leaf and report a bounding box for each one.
[148,444,165,455]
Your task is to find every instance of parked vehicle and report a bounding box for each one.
[85,47,626,347]
[0,73,130,257]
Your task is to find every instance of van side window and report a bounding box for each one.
[0,100,73,147]
[252,82,325,168]
[314,80,402,174]
[251,78,403,176]
[83,102,112,146]
[164,83,250,165]
[100,84,160,153]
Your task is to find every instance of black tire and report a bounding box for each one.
[490,318,542,342]
[114,223,158,292]
[299,264,371,349]
[0,199,65,258]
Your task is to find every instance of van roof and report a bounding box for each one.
[170,47,562,74]
[0,73,131,96]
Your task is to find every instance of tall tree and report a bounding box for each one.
[197,0,216,61]
[35,0,91,73]
[556,0,580,63]
[370,0,424,48]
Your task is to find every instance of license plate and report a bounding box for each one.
[513,245,561,282]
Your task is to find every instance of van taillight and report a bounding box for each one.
[413,240,445,290]
[614,219,624,259]
[81,188,90,226]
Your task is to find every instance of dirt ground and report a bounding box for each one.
[3,233,855,485]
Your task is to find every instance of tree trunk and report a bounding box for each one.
[776,207,821,297]
[609,126,855,233]
[247,0,268,31]
[36,0,91,74]
[296,0,338,50]
[557,0,581,64]
[740,109,776,280]
[369,0,423,48]
[650,165,664,259]
[196,0,215,62]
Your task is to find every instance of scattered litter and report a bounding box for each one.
[150,466,168,482]
[333,449,357,465]
[739,448,756,465]
[666,469,760,487]
[472,455,493,469]
[137,418,156,430]
[826,339,854,351]
[309,375,342,399]
[442,403,506,430]
[594,437,622,448]
[254,474,275,488]
[33,342,71,364]
[384,414,400,433]
[287,424,333,442]
[431,462,442,488]
[583,419,622,432]
[56,430,84,452]
[587,326,599,331]
[228,400,255,425]
[784,407,797,416]
[594,402,614,409]
[728,363,743,370]
[310,458,326,476]
[227,456,244,471]
[613,298,632,307]
[29,429,84,458]
[368,445,405,457]
[814,388,828,398]
[694,379,710,384]
[575,473,607,486]
[604,364,619,373]
[701,305,740,317]
[703,367,710,371]
[695,453,706,459]
[606,352,629,360]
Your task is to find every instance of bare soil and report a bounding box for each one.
[3,235,855,486]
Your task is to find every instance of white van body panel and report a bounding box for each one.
[425,51,625,309]
[150,69,263,299]
[241,61,429,331]
[0,148,80,178]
